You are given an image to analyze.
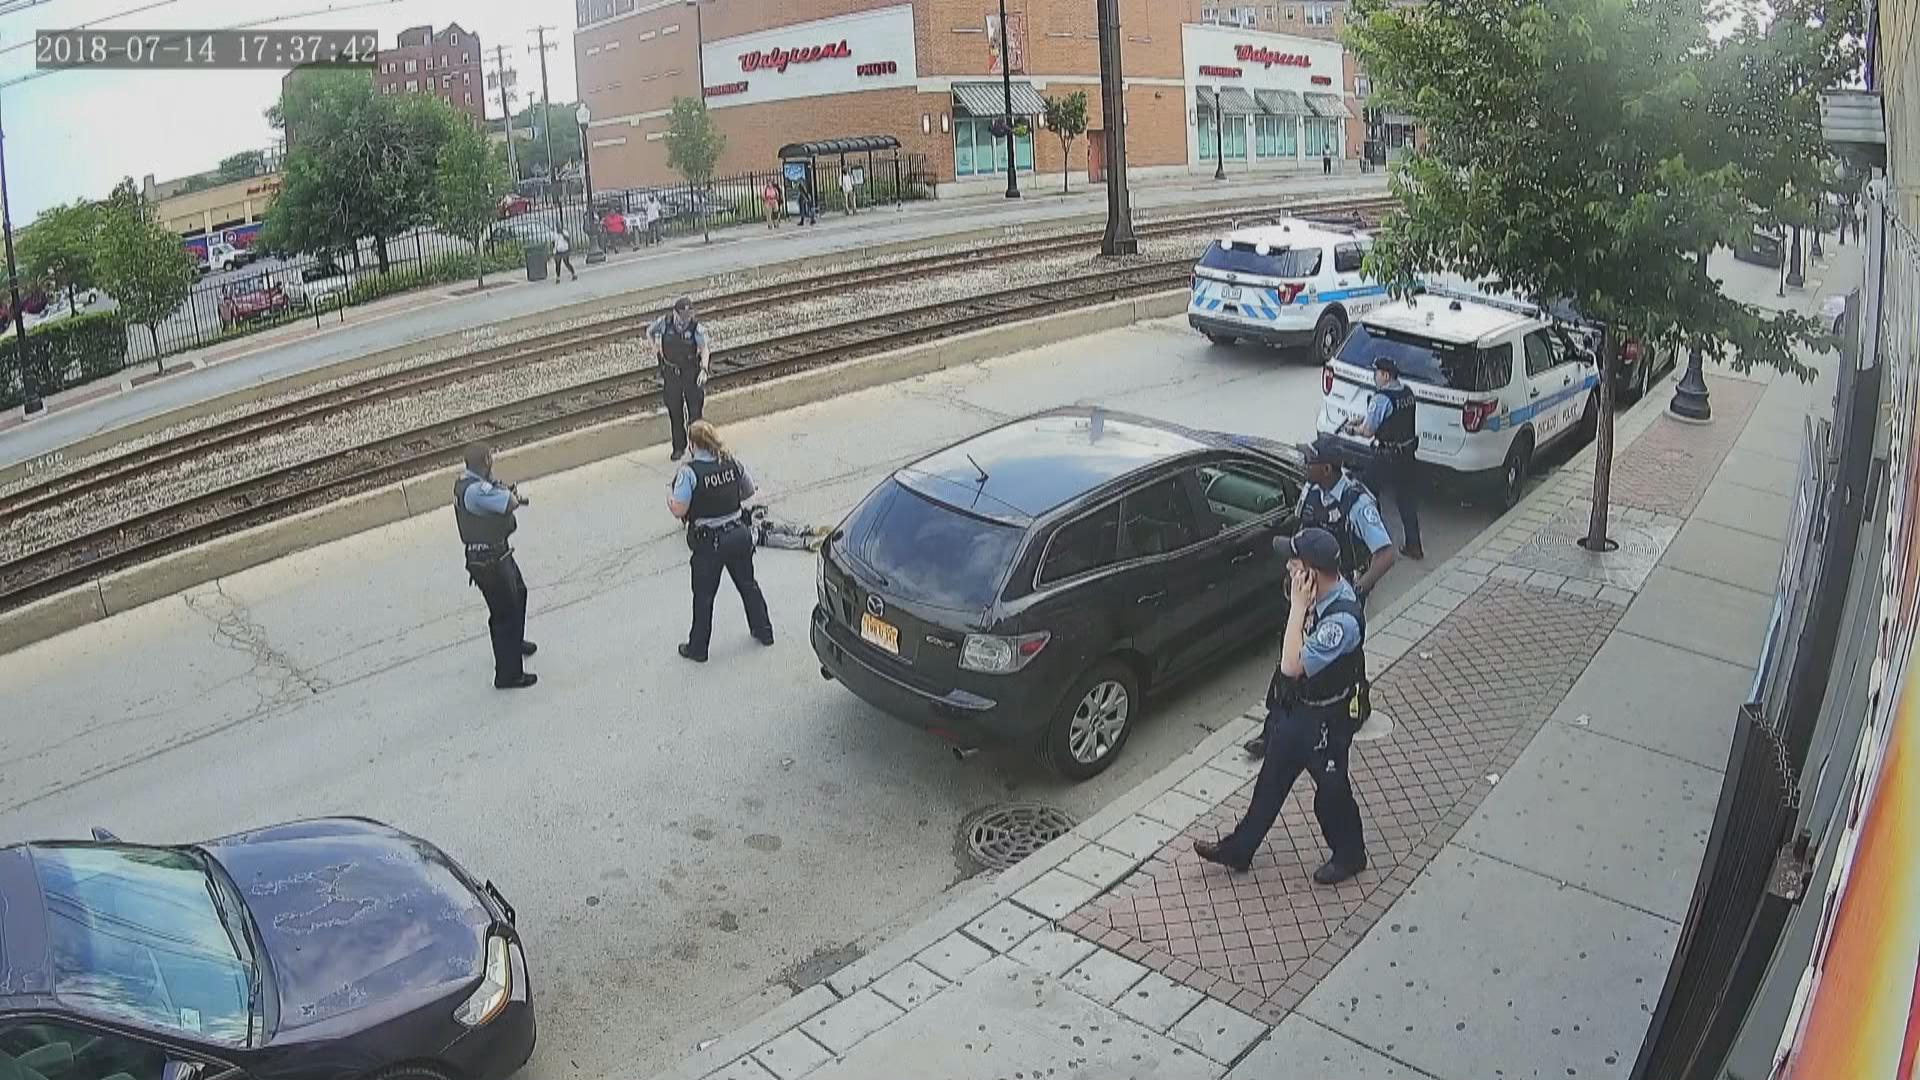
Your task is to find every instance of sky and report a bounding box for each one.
[0,0,583,222]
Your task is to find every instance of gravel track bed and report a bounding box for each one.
[2,220,1240,563]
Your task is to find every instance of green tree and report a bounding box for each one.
[1348,0,1859,548]
[1043,90,1090,195]
[217,149,267,181]
[18,201,102,310]
[94,196,195,371]
[433,125,510,290]
[665,96,725,242]
[509,101,584,180]
[262,69,458,273]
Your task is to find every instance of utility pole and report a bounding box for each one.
[1096,0,1136,255]
[492,45,519,181]
[528,26,558,198]
[996,0,1020,199]
[0,91,37,416]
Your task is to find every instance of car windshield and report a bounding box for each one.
[1197,241,1323,279]
[1337,323,1513,393]
[844,480,1024,613]
[32,845,256,1046]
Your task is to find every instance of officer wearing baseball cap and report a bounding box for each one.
[649,296,711,461]
[1196,526,1370,886]
[1342,356,1424,560]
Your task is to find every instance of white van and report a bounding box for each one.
[1317,287,1600,509]
[1187,218,1390,364]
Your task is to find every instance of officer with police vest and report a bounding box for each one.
[1245,436,1394,759]
[454,442,538,690]
[1197,527,1369,886]
[650,296,710,462]
[1343,356,1425,560]
[668,420,773,662]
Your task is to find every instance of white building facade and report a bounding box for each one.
[1181,23,1351,174]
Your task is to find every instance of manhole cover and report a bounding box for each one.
[960,802,1078,872]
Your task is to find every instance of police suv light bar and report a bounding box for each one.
[1412,282,1547,320]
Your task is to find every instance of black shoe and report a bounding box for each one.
[1193,839,1251,873]
[670,449,686,462]
[1312,855,1367,886]
[1400,545,1426,561]
[521,641,538,657]
[677,643,707,663]
[494,673,538,690]
[1243,736,1267,759]
[754,632,775,647]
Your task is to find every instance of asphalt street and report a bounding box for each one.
[0,314,1644,1078]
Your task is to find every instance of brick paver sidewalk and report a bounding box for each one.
[1061,373,1759,1029]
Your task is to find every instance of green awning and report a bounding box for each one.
[953,81,1049,117]
[1305,92,1353,119]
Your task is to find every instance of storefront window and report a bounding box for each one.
[1197,113,1217,161]
[1304,117,1340,156]
[1197,114,1249,161]
[954,117,1035,178]
[1255,115,1298,159]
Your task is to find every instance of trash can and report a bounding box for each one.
[525,241,552,282]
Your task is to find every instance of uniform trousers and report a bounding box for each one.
[469,553,529,684]
[661,363,706,458]
[688,523,772,657]
[1221,702,1365,867]
[1367,448,1423,550]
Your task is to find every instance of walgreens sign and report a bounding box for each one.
[739,40,852,74]
[703,5,917,108]
[1235,45,1312,69]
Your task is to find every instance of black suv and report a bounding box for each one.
[811,408,1306,779]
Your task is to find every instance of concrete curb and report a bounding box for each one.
[0,290,1189,658]
[0,183,1387,487]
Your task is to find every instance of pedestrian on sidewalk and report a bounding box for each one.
[644,193,664,246]
[798,180,818,227]
[550,227,578,282]
[840,169,858,215]
[1343,357,1424,560]
[762,179,783,229]
[1197,527,1368,885]
[1246,436,1395,759]
[669,420,774,662]
[1322,151,1333,176]
[454,442,538,690]
[649,295,710,461]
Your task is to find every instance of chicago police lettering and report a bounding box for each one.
[1234,44,1311,69]
[738,39,853,74]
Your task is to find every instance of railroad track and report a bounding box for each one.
[0,259,1200,609]
[0,193,1393,523]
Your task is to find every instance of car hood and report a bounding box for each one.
[200,818,491,1039]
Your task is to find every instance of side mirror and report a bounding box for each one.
[90,827,120,843]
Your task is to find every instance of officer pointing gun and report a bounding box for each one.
[454,443,539,690]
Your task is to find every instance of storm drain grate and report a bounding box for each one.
[961,802,1078,872]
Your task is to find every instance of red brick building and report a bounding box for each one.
[376,23,487,124]
[574,1,1400,195]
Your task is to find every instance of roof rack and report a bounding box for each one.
[1414,283,1546,320]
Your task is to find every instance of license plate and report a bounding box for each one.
[1220,285,1243,301]
[860,612,900,655]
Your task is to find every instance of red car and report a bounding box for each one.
[218,282,291,328]
[498,193,533,219]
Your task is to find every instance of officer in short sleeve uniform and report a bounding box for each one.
[649,296,710,462]
[669,421,774,662]
[1199,527,1369,886]
[453,443,538,690]
[1344,356,1424,560]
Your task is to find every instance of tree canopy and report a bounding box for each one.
[510,101,584,179]
[1044,90,1090,194]
[94,195,195,371]
[665,96,724,187]
[433,124,511,289]
[18,201,102,309]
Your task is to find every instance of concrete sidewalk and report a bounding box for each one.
[0,170,1385,469]
[650,250,1849,1080]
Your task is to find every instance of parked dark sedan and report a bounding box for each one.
[0,818,534,1080]
[812,408,1306,780]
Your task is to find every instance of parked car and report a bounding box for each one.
[812,408,1307,780]
[489,218,555,247]
[280,263,358,310]
[497,193,533,219]
[1540,297,1680,403]
[1186,218,1390,364]
[1733,226,1787,268]
[217,283,291,328]
[660,190,736,223]
[0,818,535,1080]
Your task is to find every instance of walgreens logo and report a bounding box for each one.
[739,40,853,73]
[1234,45,1312,69]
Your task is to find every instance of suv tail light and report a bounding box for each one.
[1461,398,1499,433]
[960,631,1051,675]
[1276,282,1306,304]
[1322,366,1334,396]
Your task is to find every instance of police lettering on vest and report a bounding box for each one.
[687,457,744,524]
[454,475,516,564]
[1376,383,1417,453]
[661,318,703,372]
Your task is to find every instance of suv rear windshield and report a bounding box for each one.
[1337,323,1514,393]
[844,480,1024,613]
[1197,241,1323,279]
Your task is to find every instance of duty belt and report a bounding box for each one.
[1299,686,1358,709]
[1378,438,1418,454]
[464,544,510,565]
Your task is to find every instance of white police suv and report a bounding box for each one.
[1187,219,1389,363]
[1316,286,1600,509]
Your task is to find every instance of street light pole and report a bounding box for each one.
[1786,222,1805,288]
[578,103,606,264]
[0,92,38,417]
[1212,89,1226,181]
[1096,0,1136,256]
[688,0,712,243]
[998,0,1021,199]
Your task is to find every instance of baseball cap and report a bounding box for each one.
[1298,435,1341,467]
[1273,527,1343,573]
[1373,356,1400,375]
[673,295,693,313]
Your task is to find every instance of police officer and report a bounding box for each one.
[1343,356,1425,560]
[1197,527,1368,885]
[668,420,773,662]
[454,442,538,689]
[650,296,710,462]
[1245,436,1394,758]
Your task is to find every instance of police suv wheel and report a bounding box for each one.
[1204,331,1239,347]
[1312,311,1346,365]
[1041,660,1139,781]
[1498,436,1533,511]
